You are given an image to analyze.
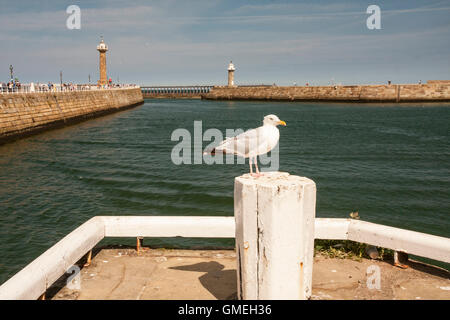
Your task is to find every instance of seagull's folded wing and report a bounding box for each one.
[215,127,265,157]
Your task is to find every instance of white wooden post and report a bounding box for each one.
[234,172,316,300]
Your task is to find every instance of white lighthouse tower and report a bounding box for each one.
[228,61,235,87]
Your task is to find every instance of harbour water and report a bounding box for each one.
[0,99,449,284]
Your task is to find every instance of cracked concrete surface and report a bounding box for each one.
[50,247,450,300]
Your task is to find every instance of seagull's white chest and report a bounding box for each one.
[256,125,280,156]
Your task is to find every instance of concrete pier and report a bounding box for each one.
[49,247,450,300]
[140,82,450,102]
[203,83,450,102]
[0,87,143,144]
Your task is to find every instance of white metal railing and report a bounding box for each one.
[0,84,140,94]
[0,215,448,300]
[315,218,450,262]
[0,216,233,300]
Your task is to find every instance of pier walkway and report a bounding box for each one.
[50,247,450,300]
[141,86,213,98]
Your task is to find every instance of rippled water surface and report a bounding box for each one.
[0,99,449,283]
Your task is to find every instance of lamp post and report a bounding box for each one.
[60,71,63,91]
[9,65,13,82]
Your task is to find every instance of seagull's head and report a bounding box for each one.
[263,114,286,127]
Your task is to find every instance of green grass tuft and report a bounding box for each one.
[314,239,394,262]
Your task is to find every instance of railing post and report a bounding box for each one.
[234,172,316,300]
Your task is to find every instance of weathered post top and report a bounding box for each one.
[235,171,314,187]
[234,171,316,300]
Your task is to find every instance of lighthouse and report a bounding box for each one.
[97,37,108,86]
[228,61,235,87]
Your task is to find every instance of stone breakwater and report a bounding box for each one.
[203,83,450,102]
[0,88,143,144]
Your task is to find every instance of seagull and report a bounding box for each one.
[205,114,286,177]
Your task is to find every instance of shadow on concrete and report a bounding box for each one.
[399,259,450,279]
[170,261,237,300]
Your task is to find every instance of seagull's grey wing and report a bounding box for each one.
[215,127,265,157]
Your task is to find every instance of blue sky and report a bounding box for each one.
[0,0,449,85]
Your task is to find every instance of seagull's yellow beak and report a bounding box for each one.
[278,120,287,126]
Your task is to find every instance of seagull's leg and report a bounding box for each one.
[250,156,262,178]
[249,157,253,175]
[254,156,260,174]
[254,156,264,177]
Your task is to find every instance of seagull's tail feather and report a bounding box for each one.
[203,148,214,156]
[203,147,221,156]
[203,147,231,156]
[203,136,245,157]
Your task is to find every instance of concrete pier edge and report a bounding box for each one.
[0,88,144,145]
[202,83,450,102]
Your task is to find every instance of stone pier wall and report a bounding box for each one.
[0,88,144,144]
[203,83,450,102]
